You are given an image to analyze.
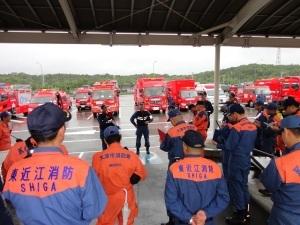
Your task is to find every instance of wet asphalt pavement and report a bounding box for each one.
[1,95,269,225]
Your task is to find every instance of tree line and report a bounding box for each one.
[0,64,299,93]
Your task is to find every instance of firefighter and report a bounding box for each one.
[92,126,147,225]
[254,103,282,155]
[282,96,300,116]
[260,115,300,225]
[0,111,12,151]
[223,104,257,225]
[97,104,115,150]
[56,91,63,109]
[199,92,214,127]
[3,103,107,225]
[1,137,36,182]
[160,109,196,165]
[193,101,209,142]
[130,102,153,155]
[165,130,229,225]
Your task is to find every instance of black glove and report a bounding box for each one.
[130,173,141,185]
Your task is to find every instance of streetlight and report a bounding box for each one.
[36,62,44,87]
[152,60,157,74]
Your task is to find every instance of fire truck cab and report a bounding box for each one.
[9,84,32,116]
[134,77,167,112]
[75,87,91,111]
[91,81,120,118]
[166,79,199,110]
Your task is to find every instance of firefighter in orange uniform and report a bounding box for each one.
[1,137,36,182]
[0,111,12,151]
[193,101,209,142]
[93,126,147,225]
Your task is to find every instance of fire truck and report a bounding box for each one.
[279,76,300,102]
[75,87,91,111]
[9,84,32,116]
[28,89,71,113]
[0,83,11,113]
[91,81,120,118]
[254,78,283,102]
[237,84,272,107]
[166,79,199,110]
[134,77,167,112]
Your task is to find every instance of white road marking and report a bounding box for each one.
[64,135,159,143]
[78,152,84,158]
[17,116,27,119]
[87,114,93,120]
[11,119,25,124]
[66,130,97,135]
[69,146,161,154]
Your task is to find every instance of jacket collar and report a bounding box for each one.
[32,146,63,154]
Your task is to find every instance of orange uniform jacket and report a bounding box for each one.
[0,121,11,151]
[92,143,147,225]
[193,111,208,142]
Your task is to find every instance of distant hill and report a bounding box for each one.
[0,64,300,92]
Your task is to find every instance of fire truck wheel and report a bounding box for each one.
[93,113,97,118]
[23,112,28,117]
[77,107,81,112]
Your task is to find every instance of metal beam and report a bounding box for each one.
[213,0,235,26]
[280,17,300,34]
[179,0,196,30]
[2,0,25,27]
[58,0,78,39]
[256,0,293,31]
[111,0,115,21]
[89,0,98,27]
[267,6,300,33]
[221,0,272,42]
[196,0,215,28]
[162,0,176,30]
[24,0,43,25]
[130,0,135,27]
[147,0,155,28]
[46,0,62,28]
[0,32,300,48]
[213,44,221,130]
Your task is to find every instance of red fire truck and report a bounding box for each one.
[237,84,272,107]
[9,84,32,116]
[75,87,91,111]
[134,77,167,112]
[254,78,283,102]
[91,81,120,118]
[166,79,199,110]
[279,76,300,102]
[28,89,71,113]
[0,83,11,113]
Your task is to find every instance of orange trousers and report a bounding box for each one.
[97,188,138,225]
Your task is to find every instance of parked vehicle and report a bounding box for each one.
[9,84,32,116]
[166,79,199,110]
[134,77,167,112]
[196,83,227,104]
[91,80,120,118]
[237,85,272,107]
[75,87,91,111]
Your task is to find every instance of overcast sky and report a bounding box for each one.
[0,44,299,75]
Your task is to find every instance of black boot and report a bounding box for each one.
[146,147,150,154]
[225,210,250,225]
[136,148,140,155]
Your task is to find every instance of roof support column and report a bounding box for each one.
[213,43,221,130]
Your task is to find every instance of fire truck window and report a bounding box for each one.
[0,94,8,101]
[144,87,164,97]
[283,84,290,89]
[292,83,299,90]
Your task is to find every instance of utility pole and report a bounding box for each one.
[36,62,44,87]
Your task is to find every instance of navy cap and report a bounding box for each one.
[27,103,71,137]
[182,130,204,148]
[228,104,245,114]
[104,126,120,139]
[0,111,11,120]
[281,115,300,129]
[266,102,277,110]
[255,101,264,106]
[168,109,181,121]
[283,97,299,108]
